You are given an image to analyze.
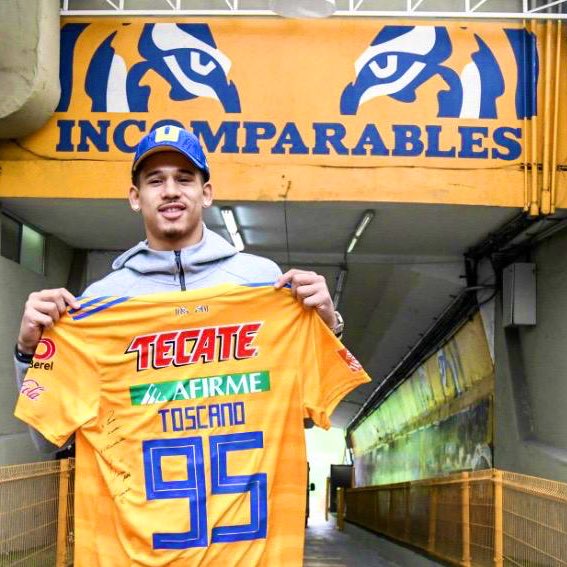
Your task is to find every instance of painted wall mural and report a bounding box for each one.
[350,312,493,486]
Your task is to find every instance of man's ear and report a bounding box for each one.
[129,185,141,212]
[202,182,213,209]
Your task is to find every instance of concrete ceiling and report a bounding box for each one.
[1,197,518,428]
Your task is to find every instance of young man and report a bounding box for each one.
[14,126,367,567]
[15,125,344,451]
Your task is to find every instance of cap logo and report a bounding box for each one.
[154,126,181,143]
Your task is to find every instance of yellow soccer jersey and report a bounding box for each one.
[15,284,370,567]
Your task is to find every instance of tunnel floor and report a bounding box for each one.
[304,514,443,566]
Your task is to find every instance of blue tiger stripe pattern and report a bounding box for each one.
[70,296,130,320]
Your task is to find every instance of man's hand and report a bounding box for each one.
[274,269,338,331]
[17,288,80,354]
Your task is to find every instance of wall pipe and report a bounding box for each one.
[541,20,553,214]
[529,21,540,217]
[523,19,530,213]
[550,21,562,214]
[523,19,530,214]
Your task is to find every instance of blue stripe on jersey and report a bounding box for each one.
[71,296,130,320]
[69,296,111,314]
[244,282,291,288]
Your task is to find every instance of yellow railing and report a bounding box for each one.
[344,468,567,566]
[0,459,74,567]
[2,462,565,566]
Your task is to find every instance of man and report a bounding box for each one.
[14,125,368,567]
[15,125,344,452]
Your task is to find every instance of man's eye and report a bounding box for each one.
[148,178,162,185]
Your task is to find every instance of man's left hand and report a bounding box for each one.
[274,269,337,331]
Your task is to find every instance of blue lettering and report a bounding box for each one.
[220,402,233,425]
[191,121,239,153]
[312,123,348,155]
[113,120,146,153]
[56,120,75,152]
[171,407,184,432]
[196,405,208,429]
[158,409,169,432]
[351,124,389,156]
[392,125,424,156]
[492,127,521,161]
[233,402,245,425]
[184,406,196,430]
[458,126,489,158]
[271,122,309,155]
[243,122,276,153]
[77,120,110,152]
[208,404,223,428]
[53,119,520,164]
[425,125,456,158]
[159,402,246,432]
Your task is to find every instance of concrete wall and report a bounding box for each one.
[0,0,60,138]
[494,228,567,481]
[0,235,73,465]
[86,251,121,289]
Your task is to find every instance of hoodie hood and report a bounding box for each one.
[112,225,238,275]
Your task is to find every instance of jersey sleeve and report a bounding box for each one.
[14,318,100,447]
[299,313,371,429]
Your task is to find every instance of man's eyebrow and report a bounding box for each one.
[142,168,162,178]
[143,168,196,178]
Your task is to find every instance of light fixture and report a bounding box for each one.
[346,210,374,254]
[270,0,336,18]
[221,207,245,252]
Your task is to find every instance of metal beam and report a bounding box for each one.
[61,0,567,20]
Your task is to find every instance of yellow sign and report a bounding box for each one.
[24,19,537,165]
[0,18,547,202]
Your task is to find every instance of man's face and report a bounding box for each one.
[129,151,213,251]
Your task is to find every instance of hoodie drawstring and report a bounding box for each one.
[174,251,186,291]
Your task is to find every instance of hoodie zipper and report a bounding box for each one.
[174,251,186,291]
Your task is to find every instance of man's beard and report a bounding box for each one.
[162,226,185,239]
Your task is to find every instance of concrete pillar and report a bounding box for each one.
[0,0,60,138]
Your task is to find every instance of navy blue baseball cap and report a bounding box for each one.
[132,125,210,182]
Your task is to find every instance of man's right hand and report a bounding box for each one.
[17,288,80,355]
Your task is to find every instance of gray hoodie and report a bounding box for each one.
[84,225,281,296]
[15,225,281,453]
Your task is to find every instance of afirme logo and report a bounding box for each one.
[35,338,56,361]
[340,26,538,120]
[130,371,270,405]
[58,22,241,113]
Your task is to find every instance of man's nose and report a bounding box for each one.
[162,176,182,197]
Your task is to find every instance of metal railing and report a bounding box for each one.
[2,462,565,566]
[0,460,74,567]
[60,0,567,20]
[343,468,567,566]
